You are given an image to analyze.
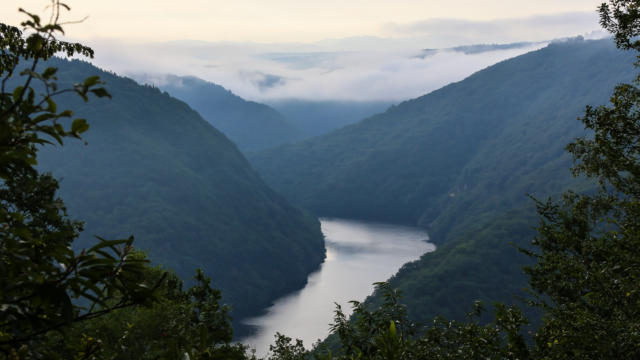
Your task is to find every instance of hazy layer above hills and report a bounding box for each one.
[36,59,325,324]
[249,38,636,321]
[92,38,551,103]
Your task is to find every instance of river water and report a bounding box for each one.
[241,218,435,356]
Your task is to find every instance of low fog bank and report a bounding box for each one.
[84,12,605,102]
[89,41,548,102]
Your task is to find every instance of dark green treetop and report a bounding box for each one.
[50,265,253,360]
[523,2,640,358]
[600,0,640,51]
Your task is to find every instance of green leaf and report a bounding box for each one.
[83,76,101,88]
[12,86,23,101]
[71,119,89,134]
[90,88,111,98]
[87,238,129,253]
[59,110,73,117]
[42,67,58,79]
[389,321,397,339]
[54,123,65,135]
[45,97,57,113]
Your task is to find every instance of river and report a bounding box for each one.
[241,218,435,356]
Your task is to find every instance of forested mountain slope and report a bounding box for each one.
[250,38,636,322]
[37,59,325,323]
[135,75,301,152]
[250,39,634,230]
[267,99,394,139]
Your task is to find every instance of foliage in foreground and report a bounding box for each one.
[0,3,161,358]
[48,266,251,360]
[0,2,248,359]
[309,283,531,360]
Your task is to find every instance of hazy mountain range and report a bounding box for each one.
[33,35,635,340]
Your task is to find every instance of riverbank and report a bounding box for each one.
[241,218,435,356]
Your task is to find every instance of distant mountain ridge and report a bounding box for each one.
[451,41,539,54]
[416,41,541,59]
[135,74,301,151]
[37,59,325,326]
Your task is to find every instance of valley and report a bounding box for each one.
[38,37,637,338]
[241,218,434,356]
[3,1,638,356]
[248,38,636,324]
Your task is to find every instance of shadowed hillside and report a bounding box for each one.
[136,74,301,152]
[37,59,326,325]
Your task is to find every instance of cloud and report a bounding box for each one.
[239,71,287,91]
[83,13,607,102]
[384,12,601,47]
[87,41,544,102]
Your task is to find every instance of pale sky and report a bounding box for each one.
[1,0,604,43]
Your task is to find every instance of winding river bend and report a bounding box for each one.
[241,218,435,356]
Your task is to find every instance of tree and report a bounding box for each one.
[267,333,307,360]
[0,2,159,358]
[521,1,640,358]
[599,0,640,52]
[267,283,529,360]
[49,266,252,360]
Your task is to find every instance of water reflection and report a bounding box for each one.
[241,218,435,356]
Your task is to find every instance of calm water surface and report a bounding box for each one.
[241,218,435,356]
